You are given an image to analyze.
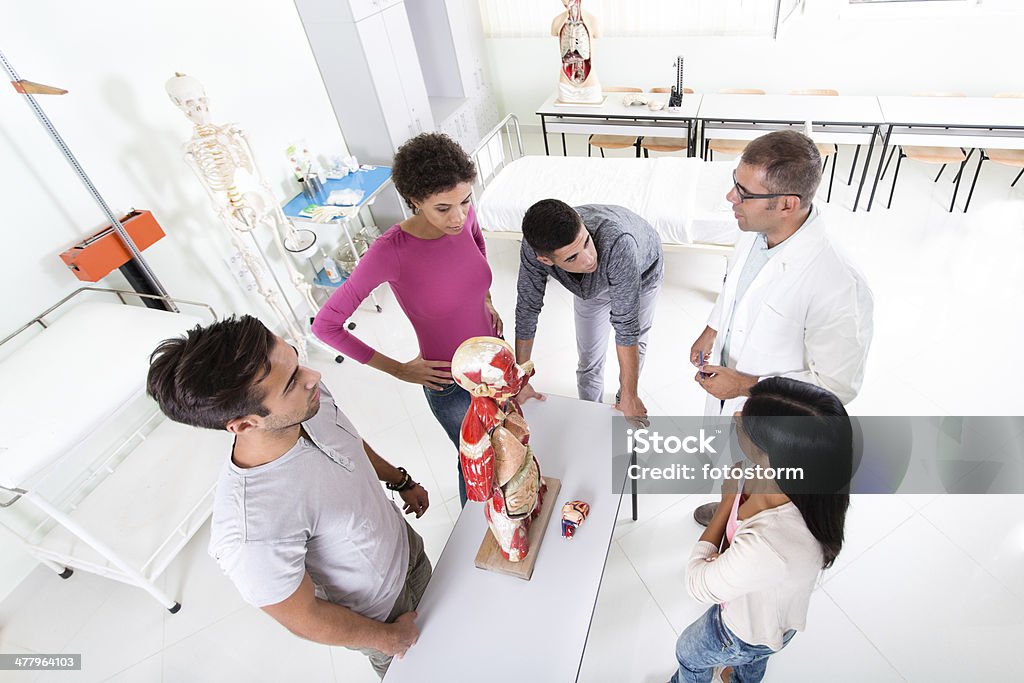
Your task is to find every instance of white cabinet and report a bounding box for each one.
[295,0,434,165]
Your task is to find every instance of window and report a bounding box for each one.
[480,0,804,39]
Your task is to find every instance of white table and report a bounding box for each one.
[383,395,626,683]
[696,94,886,210]
[867,96,1024,210]
[537,92,703,157]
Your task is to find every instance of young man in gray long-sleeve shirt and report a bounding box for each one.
[515,200,663,419]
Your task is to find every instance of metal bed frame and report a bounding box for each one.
[0,288,221,613]
[470,114,732,258]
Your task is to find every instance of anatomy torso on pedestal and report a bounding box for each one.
[554,0,602,104]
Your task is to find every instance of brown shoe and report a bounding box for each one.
[693,502,719,527]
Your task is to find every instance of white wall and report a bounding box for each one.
[486,0,1022,123]
[0,0,348,599]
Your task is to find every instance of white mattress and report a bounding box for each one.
[477,156,739,246]
[0,303,203,489]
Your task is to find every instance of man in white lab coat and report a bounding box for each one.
[690,130,873,524]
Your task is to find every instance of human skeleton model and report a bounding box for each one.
[551,0,602,104]
[165,73,316,352]
[453,337,547,562]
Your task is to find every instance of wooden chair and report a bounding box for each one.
[880,92,971,212]
[704,89,766,160]
[638,87,695,157]
[962,93,1024,212]
[589,86,644,157]
[789,89,841,203]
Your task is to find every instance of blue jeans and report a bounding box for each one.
[672,605,795,683]
[423,383,472,507]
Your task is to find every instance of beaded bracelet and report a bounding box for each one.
[386,466,416,492]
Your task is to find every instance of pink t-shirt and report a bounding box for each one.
[312,206,494,364]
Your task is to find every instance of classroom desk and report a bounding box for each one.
[537,92,703,157]
[867,96,1024,210]
[696,94,886,211]
[383,395,626,683]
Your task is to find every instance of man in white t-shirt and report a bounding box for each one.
[147,315,431,678]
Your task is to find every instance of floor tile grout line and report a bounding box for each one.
[615,539,682,637]
[158,602,253,654]
[915,504,1024,604]
[817,587,909,683]
[821,505,921,586]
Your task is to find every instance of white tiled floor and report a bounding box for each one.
[2,132,1023,682]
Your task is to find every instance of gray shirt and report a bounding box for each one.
[515,204,664,346]
[208,384,409,620]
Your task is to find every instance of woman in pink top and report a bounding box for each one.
[671,378,853,683]
[312,133,501,506]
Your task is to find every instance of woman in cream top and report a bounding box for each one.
[671,377,853,683]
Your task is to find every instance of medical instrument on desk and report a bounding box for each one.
[166,73,316,355]
[668,56,685,109]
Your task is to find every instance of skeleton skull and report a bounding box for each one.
[165,73,211,125]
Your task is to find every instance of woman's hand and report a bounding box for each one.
[396,356,453,390]
[485,299,504,337]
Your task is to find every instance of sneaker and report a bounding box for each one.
[693,502,719,527]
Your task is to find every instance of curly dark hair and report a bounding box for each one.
[392,133,477,211]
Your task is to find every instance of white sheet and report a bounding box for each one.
[0,303,202,489]
[476,156,739,246]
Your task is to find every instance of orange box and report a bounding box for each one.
[60,210,165,282]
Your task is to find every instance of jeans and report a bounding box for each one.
[349,523,432,678]
[423,382,472,506]
[573,282,661,403]
[671,605,795,683]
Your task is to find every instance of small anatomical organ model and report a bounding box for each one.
[552,0,602,104]
[453,337,547,562]
[166,73,317,353]
[561,500,590,539]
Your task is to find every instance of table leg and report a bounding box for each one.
[853,125,878,212]
[687,120,694,157]
[561,133,567,156]
[866,125,892,212]
[630,449,638,522]
[541,116,550,156]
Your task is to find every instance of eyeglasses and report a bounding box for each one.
[732,171,802,203]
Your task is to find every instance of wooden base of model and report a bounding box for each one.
[475,476,561,581]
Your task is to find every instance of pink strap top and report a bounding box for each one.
[725,473,746,545]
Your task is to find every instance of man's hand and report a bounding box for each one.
[615,393,650,428]
[695,365,757,400]
[517,383,546,403]
[384,611,420,658]
[690,326,717,367]
[485,299,504,337]
[399,484,429,518]
[396,356,453,390]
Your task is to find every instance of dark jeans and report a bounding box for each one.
[423,382,472,506]
[671,604,796,683]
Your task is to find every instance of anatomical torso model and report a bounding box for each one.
[165,73,316,353]
[453,337,548,562]
[551,0,602,104]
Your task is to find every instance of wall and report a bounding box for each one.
[486,0,1022,124]
[0,0,348,600]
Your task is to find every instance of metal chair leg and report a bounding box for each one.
[827,150,838,203]
[934,164,946,182]
[848,144,861,185]
[952,149,973,183]
[1012,168,1024,187]
[963,155,987,213]
[643,148,649,158]
[950,154,969,212]
[600,148,605,158]
[881,146,897,181]
[588,143,591,157]
[887,151,905,208]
